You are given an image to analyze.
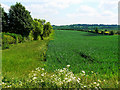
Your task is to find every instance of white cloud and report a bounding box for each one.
[66,5,117,24]
[1,0,118,25]
[67,5,99,18]
[1,3,10,12]
[99,0,118,10]
[48,0,83,9]
[26,4,58,14]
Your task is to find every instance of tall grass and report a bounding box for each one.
[2,40,49,80]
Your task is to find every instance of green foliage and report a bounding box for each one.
[43,22,53,37]
[2,32,23,43]
[109,31,114,35]
[2,35,15,49]
[95,27,98,33]
[0,7,9,32]
[9,2,33,37]
[53,24,118,31]
[33,19,43,40]
[101,31,104,34]
[2,32,23,49]
[104,31,109,35]
[28,30,34,41]
[116,31,120,35]
[2,34,16,44]
[38,19,46,25]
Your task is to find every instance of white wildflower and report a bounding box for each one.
[95,87,98,89]
[41,73,44,76]
[36,67,39,70]
[33,74,36,76]
[42,68,44,70]
[77,79,80,83]
[97,83,99,86]
[63,68,66,70]
[59,69,63,72]
[73,77,76,80]
[82,70,85,74]
[67,65,70,68]
[98,79,101,82]
[33,77,37,80]
[64,78,68,80]
[41,79,44,82]
[63,80,65,82]
[67,79,71,82]
[78,78,81,81]
[94,82,97,84]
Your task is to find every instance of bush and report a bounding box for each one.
[28,30,34,41]
[104,31,109,35]
[109,31,114,35]
[2,43,9,50]
[2,32,23,43]
[95,27,98,33]
[2,35,16,44]
[17,34,23,43]
[88,30,92,32]
[2,32,24,49]
[101,31,104,34]
[2,34,16,49]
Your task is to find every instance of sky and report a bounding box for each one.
[1,0,119,25]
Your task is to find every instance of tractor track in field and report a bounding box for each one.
[73,50,95,63]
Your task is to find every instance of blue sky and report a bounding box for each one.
[1,0,118,25]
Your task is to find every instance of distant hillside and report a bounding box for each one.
[52,24,118,31]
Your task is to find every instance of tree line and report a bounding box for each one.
[1,2,53,40]
[53,24,118,31]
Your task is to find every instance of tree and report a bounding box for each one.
[9,2,33,37]
[33,19,43,40]
[95,27,98,33]
[38,19,46,25]
[43,22,53,37]
[109,31,114,35]
[0,6,9,32]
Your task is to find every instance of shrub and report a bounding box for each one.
[2,32,23,43]
[95,27,98,33]
[91,30,95,33]
[2,35,16,44]
[17,34,23,43]
[88,30,91,32]
[104,31,109,35]
[109,31,114,35]
[2,34,16,49]
[28,30,34,41]
[101,31,104,35]
[2,32,24,49]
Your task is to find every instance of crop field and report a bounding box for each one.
[45,30,118,77]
